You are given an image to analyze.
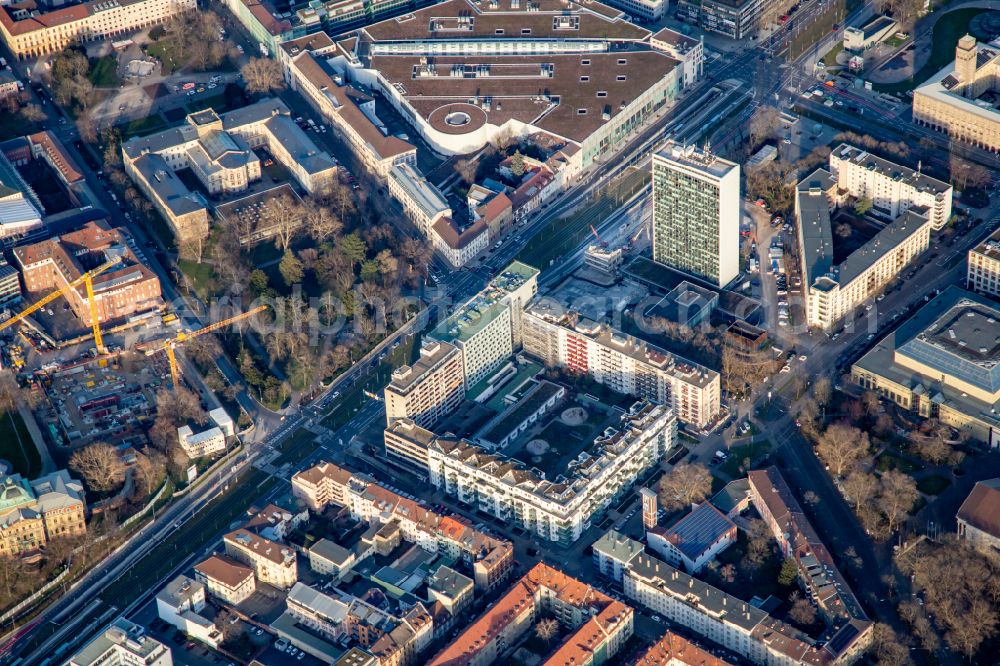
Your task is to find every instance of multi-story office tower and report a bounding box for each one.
[652,142,740,288]
[384,340,464,428]
[968,229,1000,298]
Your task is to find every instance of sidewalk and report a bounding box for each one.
[16,400,56,475]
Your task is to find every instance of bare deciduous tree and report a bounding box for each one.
[241,57,286,95]
[70,442,126,493]
[842,470,878,512]
[535,618,560,643]
[815,423,871,477]
[877,470,918,534]
[658,463,713,511]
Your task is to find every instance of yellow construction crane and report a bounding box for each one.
[144,305,268,387]
[0,257,121,353]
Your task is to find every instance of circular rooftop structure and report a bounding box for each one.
[427,102,488,135]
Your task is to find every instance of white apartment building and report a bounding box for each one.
[383,418,437,476]
[652,142,740,288]
[385,340,465,428]
[223,529,297,589]
[651,28,705,89]
[284,582,352,643]
[428,262,539,387]
[293,460,514,593]
[428,402,676,545]
[385,163,490,267]
[177,425,226,459]
[291,460,357,511]
[208,407,235,438]
[829,143,953,230]
[387,163,452,237]
[69,618,173,666]
[279,582,434,665]
[592,529,645,583]
[194,555,256,606]
[968,229,1000,298]
[523,301,721,428]
[621,548,871,666]
[797,168,932,330]
[429,216,491,268]
[156,576,221,648]
[0,0,196,59]
[308,538,356,579]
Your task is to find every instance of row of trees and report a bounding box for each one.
[895,537,1000,659]
[807,411,920,539]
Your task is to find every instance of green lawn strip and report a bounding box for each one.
[787,2,845,60]
[318,335,419,434]
[823,41,844,67]
[0,410,41,477]
[120,115,169,139]
[101,469,278,608]
[873,8,991,93]
[916,474,951,495]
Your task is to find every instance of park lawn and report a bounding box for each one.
[89,55,121,87]
[0,410,41,478]
[875,451,923,474]
[146,40,185,76]
[874,8,991,93]
[719,440,772,478]
[823,41,844,67]
[916,475,951,495]
[177,258,218,300]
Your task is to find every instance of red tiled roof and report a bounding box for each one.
[957,478,1000,538]
[432,216,488,250]
[632,630,733,666]
[478,192,512,223]
[29,131,83,183]
[428,563,625,666]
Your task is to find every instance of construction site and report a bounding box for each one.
[0,219,265,462]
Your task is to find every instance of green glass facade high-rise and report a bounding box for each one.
[652,143,740,288]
